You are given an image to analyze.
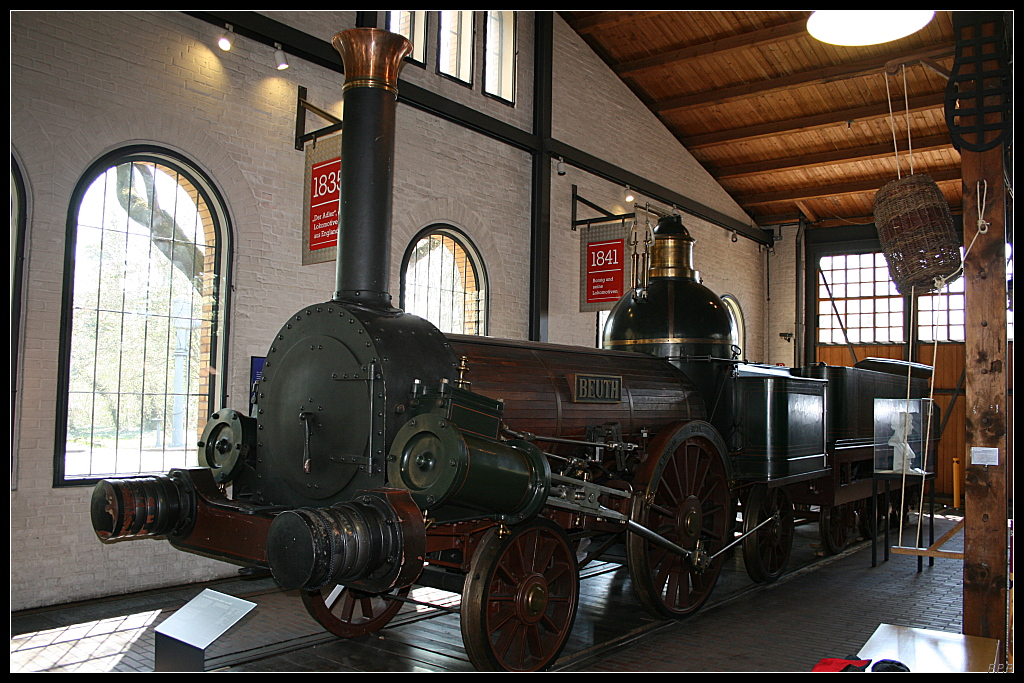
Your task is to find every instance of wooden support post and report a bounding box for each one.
[961,144,1009,659]
[953,13,1010,662]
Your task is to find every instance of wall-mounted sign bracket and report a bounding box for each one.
[294,85,343,151]
[571,185,637,231]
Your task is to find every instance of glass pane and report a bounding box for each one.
[404,229,485,336]
[63,156,222,480]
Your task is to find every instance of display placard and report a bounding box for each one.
[579,221,635,312]
[586,239,625,304]
[302,134,343,265]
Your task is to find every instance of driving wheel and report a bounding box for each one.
[626,420,731,619]
[461,518,579,671]
[742,483,794,583]
[302,583,409,638]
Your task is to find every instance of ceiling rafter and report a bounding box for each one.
[651,44,955,115]
[733,167,961,205]
[679,93,947,148]
[708,134,954,179]
[567,10,671,33]
[613,18,809,78]
[558,11,964,227]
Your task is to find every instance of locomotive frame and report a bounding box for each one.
[89,27,937,672]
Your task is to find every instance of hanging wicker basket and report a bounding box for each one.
[873,173,962,295]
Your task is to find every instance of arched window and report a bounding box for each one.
[401,226,487,335]
[720,293,746,360]
[55,148,231,485]
[12,156,28,482]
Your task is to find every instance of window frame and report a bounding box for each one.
[436,10,475,86]
[386,10,427,67]
[483,10,516,104]
[802,223,992,363]
[400,224,488,336]
[53,146,232,487]
[720,293,747,360]
[12,155,28,490]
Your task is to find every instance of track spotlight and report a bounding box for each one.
[274,43,289,70]
[623,186,635,203]
[218,24,235,51]
[556,158,566,176]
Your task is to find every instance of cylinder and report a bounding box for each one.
[387,413,551,524]
[330,28,412,306]
[90,474,190,541]
[265,489,424,592]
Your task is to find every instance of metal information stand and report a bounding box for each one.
[154,589,256,671]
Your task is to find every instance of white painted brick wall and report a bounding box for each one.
[548,16,766,357]
[11,11,775,610]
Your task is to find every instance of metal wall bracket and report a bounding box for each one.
[571,184,637,231]
[294,85,343,151]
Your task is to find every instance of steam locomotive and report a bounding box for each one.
[89,27,934,672]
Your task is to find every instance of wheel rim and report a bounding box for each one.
[301,584,408,638]
[461,520,579,671]
[742,484,794,583]
[627,422,731,619]
[819,503,849,555]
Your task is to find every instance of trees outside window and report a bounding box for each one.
[402,226,487,335]
[55,149,230,485]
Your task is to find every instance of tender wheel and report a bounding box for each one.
[819,503,851,555]
[742,484,794,583]
[626,421,731,619]
[301,584,409,638]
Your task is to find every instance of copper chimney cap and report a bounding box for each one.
[332,28,412,94]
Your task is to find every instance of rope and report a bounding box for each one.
[904,66,913,175]
[884,65,915,179]
[928,179,989,295]
[895,178,991,547]
[897,286,915,548]
[885,73,901,179]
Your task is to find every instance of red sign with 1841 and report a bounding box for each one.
[586,239,625,303]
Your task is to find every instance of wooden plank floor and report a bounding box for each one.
[224,519,843,672]
[13,510,957,673]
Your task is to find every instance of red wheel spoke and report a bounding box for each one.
[628,423,730,620]
[338,592,357,621]
[462,521,579,671]
[302,585,407,638]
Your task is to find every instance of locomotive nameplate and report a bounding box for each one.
[568,373,622,403]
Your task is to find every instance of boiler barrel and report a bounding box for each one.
[447,335,705,443]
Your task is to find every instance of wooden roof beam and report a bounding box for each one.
[614,18,809,78]
[652,44,955,115]
[707,134,955,179]
[732,167,961,205]
[680,92,946,148]
[562,11,671,33]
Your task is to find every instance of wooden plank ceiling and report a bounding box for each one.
[560,10,961,229]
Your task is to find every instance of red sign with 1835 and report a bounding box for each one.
[309,157,340,250]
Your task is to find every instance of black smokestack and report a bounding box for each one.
[330,28,412,307]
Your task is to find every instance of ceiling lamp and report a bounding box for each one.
[218,24,235,51]
[274,43,289,70]
[807,11,935,46]
[623,186,635,203]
